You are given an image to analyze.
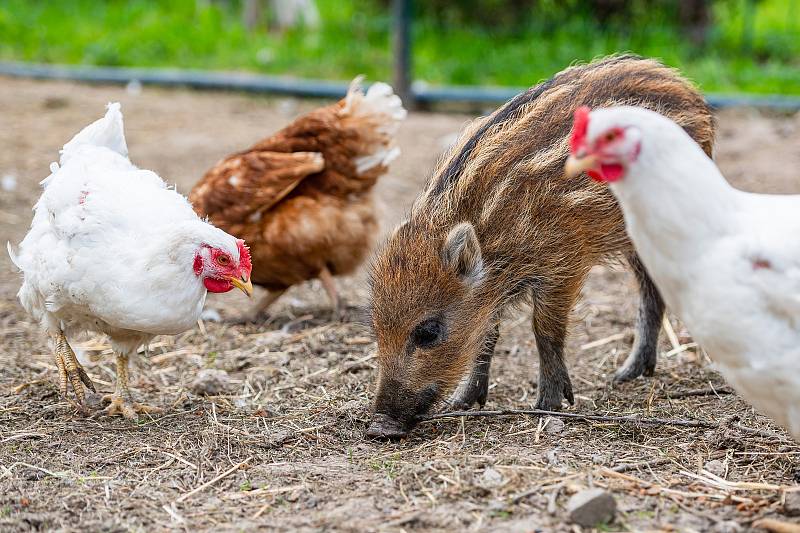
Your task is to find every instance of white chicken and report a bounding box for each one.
[565,105,800,440]
[8,103,253,419]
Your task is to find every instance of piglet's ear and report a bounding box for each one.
[441,222,484,286]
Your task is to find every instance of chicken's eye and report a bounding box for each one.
[216,255,231,266]
[604,131,617,142]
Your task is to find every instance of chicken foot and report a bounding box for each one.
[53,331,95,408]
[103,353,162,419]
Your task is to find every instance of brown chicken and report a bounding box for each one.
[190,79,406,319]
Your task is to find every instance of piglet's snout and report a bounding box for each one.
[365,413,408,440]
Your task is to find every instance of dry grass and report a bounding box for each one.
[1,78,799,531]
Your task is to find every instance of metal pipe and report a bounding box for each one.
[2,61,799,111]
[392,0,414,108]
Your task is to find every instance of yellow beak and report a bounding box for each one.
[230,275,254,297]
[564,153,598,179]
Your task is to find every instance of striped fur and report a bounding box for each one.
[369,55,714,429]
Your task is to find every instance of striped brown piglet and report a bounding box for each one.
[366,55,715,438]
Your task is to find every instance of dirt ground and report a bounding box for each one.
[1,77,800,532]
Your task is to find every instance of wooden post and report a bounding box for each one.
[392,0,414,109]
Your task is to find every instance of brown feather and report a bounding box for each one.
[190,82,402,295]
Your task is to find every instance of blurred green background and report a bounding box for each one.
[0,0,798,94]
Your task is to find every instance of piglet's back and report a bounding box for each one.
[410,54,714,275]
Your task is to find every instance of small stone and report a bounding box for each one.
[784,491,800,517]
[704,459,726,478]
[545,449,558,466]
[190,369,232,396]
[479,467,505,489]
[566,488,617,527]
[544,417,565,435]
[711,520,742,533]
[591,454,608,465]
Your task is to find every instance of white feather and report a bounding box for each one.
[595,106,800,440]
[12,103,243,354]
[342,78,407,174]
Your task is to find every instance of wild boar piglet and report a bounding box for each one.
[367,55,715,438]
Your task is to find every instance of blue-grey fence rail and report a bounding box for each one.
[2,61,800,111]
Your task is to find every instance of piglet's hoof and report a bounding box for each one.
[365,413,408,440]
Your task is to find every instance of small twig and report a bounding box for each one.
[0,462,66,480]
[508,473,582,504]
[417,408,791,440]
[662,315,682,351]
[580,332,627,351]
[611,457,673,473]
[663,342,698,357]
[175,456,252,503]
[732,422,788,440]
[665,386,734,399]
[753,518,800,533]
[417,408,718,429]
[1,432,48,444]
[680,469,785,491]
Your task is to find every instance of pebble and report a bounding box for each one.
[190,368,232,395]
[785,491,800,517]
[479,467,505,489]
[704,459,727,478]
[544,417,565,435]
[544,449,558,466]
[566,488,617,527]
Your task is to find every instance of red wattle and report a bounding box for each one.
[587,169,604,182]
[600,163,624,182]
[204,277,232,293]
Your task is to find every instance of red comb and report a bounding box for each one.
[237,239,252,274]
[569,106,592,154]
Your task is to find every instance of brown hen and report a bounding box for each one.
[190,79,406,319]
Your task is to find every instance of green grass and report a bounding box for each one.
[0,0,798,94]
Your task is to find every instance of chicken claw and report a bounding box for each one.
[102,353,162,420]
[102,394,162,420]
[54,331,96,407]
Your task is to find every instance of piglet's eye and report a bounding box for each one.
[216,255,231,266]
[411,318,444,348]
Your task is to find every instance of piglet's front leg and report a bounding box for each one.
[448,324,500,410]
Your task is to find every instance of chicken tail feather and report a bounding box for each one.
[342,78,407,175]
[61,102,129,164]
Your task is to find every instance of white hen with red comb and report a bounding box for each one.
[8,103,253,419]
[566,105,800,440]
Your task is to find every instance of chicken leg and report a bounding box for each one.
[53,331,95,407]
[103,353,162,419]
[318,266,343,319]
